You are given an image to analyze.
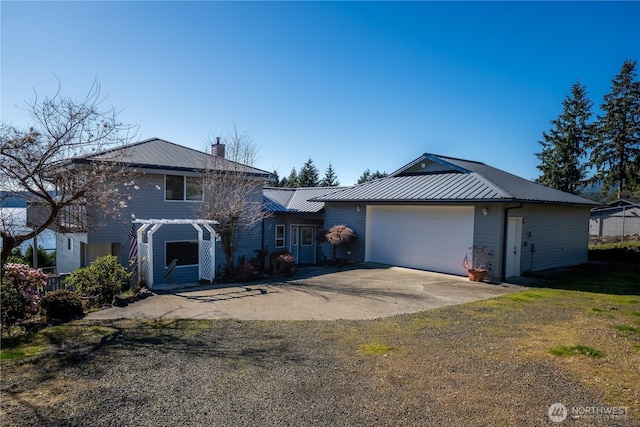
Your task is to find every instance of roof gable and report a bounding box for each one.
[316,153,599,206]
[390,153,471,176]
[77,138,275,179]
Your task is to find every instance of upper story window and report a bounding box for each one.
[165,175,203,201]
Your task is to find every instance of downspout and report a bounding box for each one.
[501,202,523,281]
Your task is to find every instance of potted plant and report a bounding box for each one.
[462,246,494,282]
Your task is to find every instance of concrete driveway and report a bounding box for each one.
[85,264,526,321]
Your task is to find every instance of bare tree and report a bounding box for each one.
[196,127,273,276]
[1,79,135,262]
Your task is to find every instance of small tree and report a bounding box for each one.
[0,79,135,262]
[197,128,274,277]
[325,225,356,261]
[283,167,299,188]
[298,158,320,187]
[320,162,340,187]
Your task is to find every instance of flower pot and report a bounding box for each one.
[467,268,486,282]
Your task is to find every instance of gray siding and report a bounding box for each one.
[513,204,589,273]
[57,172,265,284]
[263,213,324,263]
[56,233,87,274]
[321,201,590,278]
[321,202,367,262]
[590,207,640,237]
[471,205,503,279]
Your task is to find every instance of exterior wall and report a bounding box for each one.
[320,202,368,263]
[590,207,640,237]
[56,233,87,274]
[263,213,324,264]
[321,201,590,278]
[471,205,503,279]
[511,204,590,273]
[61,170,264,284]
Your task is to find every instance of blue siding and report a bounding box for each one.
[322,202,366,262]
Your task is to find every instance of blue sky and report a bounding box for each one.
[2,1,639,186]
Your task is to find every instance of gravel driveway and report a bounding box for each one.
[86,264,524,320]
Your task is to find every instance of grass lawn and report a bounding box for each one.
[1,267,639,426]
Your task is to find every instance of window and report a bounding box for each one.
[275,225,285,248]
[186,176,203,201]
[291,226,298,246]
[166,241,199,266]
[301,227,313,246]
[165,175,203,201]
[67,238,73,251]
[165,175,184,200]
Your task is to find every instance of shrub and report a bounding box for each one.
[1,279,31,331]
[234,256,259,281]
[270,250,295,274]
[39,290,84,322]
[64,255,130,306]
[589,241,640,263]
[1,263,46,331]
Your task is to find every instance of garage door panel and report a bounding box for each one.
[366,205,474,275]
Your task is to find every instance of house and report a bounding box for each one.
[29,138,275,288]
[313,153,599,280]
[590,199,640,238]
[263,187,344,264]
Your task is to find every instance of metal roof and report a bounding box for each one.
[316,153,599,206]
[264,187,344,213]
[77,138,275,179]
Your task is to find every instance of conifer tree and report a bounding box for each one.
[535,81,593,194]
[284,167,299,188]
[298,158,320,187]
[588,59,640,199]
[320,162,340,187]
[357,169,388,184]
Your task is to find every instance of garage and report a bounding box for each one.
[365,205,474,276]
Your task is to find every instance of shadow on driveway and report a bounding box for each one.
[86,264,526,321]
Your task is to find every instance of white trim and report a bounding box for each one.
[275,224,285,248]
[133,218,218,288]
[164,174,204,202]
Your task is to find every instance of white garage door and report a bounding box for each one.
[366,205,474,276]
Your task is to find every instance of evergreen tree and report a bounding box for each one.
[357,169,388,184]
[284,167,299,188]
[589,60,640,199]
[267,170,283,187]
[320,162,340,187]
[535,81,593,194]
[298,158,320,187]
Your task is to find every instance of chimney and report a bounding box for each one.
[212,136,225,158]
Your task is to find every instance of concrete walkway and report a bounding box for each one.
[85,264,526,321]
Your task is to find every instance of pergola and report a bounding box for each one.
[133,218,218,289]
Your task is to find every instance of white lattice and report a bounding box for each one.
[139,242,150,286]
[200,239,214,281]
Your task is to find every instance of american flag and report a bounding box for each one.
[128,224,138,262]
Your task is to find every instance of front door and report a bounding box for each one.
[298,226,315,264]
[506,217,522,277]
[290,225,316,264]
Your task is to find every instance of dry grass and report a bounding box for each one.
[1,272,639,425]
